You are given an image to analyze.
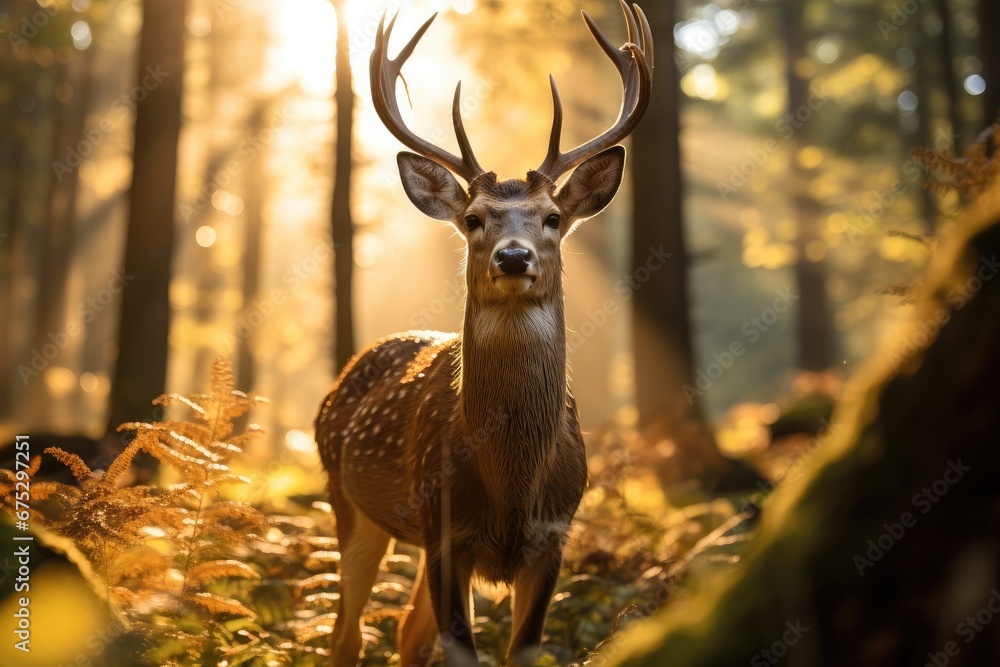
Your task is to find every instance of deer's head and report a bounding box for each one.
[371,2,653,304]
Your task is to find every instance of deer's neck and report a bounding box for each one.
[459,292,567,503]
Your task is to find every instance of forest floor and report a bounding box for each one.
[1,362,828,666]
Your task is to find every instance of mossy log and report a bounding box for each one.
[605,198,1000,667]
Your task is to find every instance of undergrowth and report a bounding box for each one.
[0,358,754,666]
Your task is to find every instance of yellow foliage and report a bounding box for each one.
[185,559,261,588]
[915,117,1000,200]
[186,592,257,619]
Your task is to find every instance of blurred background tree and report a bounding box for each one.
[106,0,187,432]
[330,0,356,370]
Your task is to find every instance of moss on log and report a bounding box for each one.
[605,197,1000,667]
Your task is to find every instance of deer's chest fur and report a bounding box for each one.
[449,304,586,581]
[411,397,585,583]
[319,303,587,583]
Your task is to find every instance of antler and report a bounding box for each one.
[535,1,654,183]
[370,12,485,183]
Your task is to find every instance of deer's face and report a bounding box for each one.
[397,147,626,304]
[373,1,650,307]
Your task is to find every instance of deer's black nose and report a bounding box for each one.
[495,247,532,275]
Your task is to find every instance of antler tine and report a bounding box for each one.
[536,2,654,183]
[544,75,565,168]
[370,10,485,183]
[634,4,654,65]
[619,0,639,49]
[452,82,485,175]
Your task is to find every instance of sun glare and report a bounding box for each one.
[263,0,479,100]
[263,0,336,98]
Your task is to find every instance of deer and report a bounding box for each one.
[314,3,652,665]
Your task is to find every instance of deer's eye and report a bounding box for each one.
[465,214,482,231]
[544,213,561,229]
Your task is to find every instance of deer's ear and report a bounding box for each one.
[397,152,469,221]
[555,146,626,221]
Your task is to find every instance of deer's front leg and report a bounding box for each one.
[507,547,563,667]
[425,548,477,667]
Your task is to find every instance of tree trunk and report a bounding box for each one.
[236,107,266,392]
[105,0,188,432]
[630,0,750,489]
[331,0,356,371]
[782,1,832,372]
[0,111,24,418]
[31,60,74,359]
[28,46,97,413]
[935,0,964,147]
[979,0,1000,123]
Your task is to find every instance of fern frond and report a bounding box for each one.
[285,613,338,643]
[186,592,256,618]
[186,560,260,588]
[207,474,253,487]
[876,283,922,306]
[914,117,999,200]
[44,447,93,481]
[204,501,267,529]
[886,230,930,245]
[35,355,274,658]
[104,437,149,486]
[111,586,140,607]
[158,394,208,417]
[210,357,236,396]
[297,573,342,592]
[25,479,61,503]
[114,546,173,583]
